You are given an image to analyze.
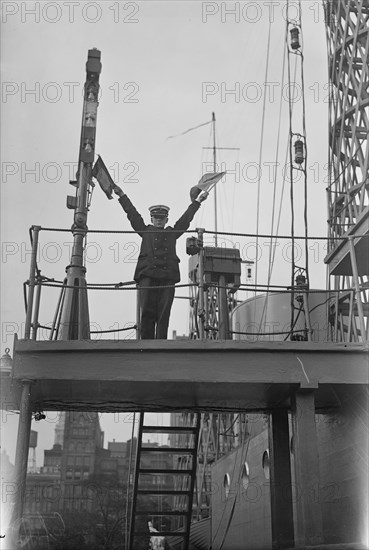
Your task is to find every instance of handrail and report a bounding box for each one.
[29,223,369,241]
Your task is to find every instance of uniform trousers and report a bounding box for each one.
[138,277,175,339]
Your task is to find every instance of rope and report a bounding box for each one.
[37,324,52,331]
[217,420,252,550]
[299,2,310,288]
[260,34,288,332]
[284,303,303,341]
[203,229,341,240]
[286,6,296,334]
[90,325,137,334]
[166,119,212,140]
[29,225,368,241]
[267,36,287,286]
[230,328,306,336]
[255,12,273,295]
[33,281,196,291]
[25,278,353,294]
[36,226,198,235]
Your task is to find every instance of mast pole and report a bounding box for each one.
[58,48,102,340]
[212,112,218,247]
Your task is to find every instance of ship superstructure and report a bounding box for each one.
[1,2,368,550]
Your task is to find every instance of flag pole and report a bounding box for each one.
[212,112,218,247]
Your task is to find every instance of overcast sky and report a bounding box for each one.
[1,1,329,465]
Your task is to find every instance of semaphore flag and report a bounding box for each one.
[190,171,227,202]
[92,155,116,200]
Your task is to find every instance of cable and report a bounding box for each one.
[90,325,137,334]
[231,328,306,337]
[218,420,252,550]
[299,3,310,289]
[259,30,288,332]
[30,224,368,241]
[254,12,273,296]
[287,6,297,336]
[283,303,304,341]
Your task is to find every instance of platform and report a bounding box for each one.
[6,337,368,412]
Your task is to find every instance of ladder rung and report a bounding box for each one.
[142,426,197,433]
[141,447,195,453]
[136,511,190,516]
[138,468,192,474]
[137,489,190,495]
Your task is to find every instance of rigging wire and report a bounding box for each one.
[34,225,361,240]
[196,122,213,230]
[210,417,250,547]
[254,13,273,297]
[258,12,300,333]
[284,0,311,338]
[299,10,310,288]
[218,420,253,550]
[258,27,288,333]
[267,38,287,286]
[286,4,296,336]
[215,126,228,238]
[230,148,240,235]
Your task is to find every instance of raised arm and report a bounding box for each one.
[114,185,146,234]
[173,192,208,237]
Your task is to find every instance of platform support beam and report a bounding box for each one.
[291,389,323,547]
[7,381,33,547]
[269,409,295,549]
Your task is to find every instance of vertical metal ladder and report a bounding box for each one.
[128,413,201,550]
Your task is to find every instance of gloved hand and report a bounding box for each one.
[197,192,209,203]
[113,185,125,198]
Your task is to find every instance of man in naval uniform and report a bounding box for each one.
[113,185,208,339]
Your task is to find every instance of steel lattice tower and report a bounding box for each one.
[324,0,369,342]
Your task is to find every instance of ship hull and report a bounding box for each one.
[209,386,368,550]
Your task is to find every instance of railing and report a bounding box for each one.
[22,225,368,343]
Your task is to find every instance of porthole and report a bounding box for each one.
[223,473,231,498]
[262,450,270,479]
[241,462,249,489]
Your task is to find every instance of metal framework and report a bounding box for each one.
[186,242,249,520]
[324,0,369,342]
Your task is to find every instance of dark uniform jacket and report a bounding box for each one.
[119,194,200,283]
